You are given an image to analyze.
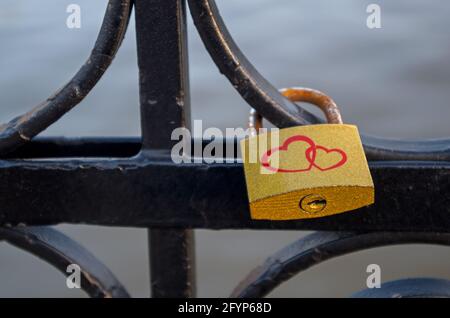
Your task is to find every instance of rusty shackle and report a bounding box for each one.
[249,87,343,134]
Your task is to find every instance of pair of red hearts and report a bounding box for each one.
[261,135,347,173]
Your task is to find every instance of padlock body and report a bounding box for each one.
[240,124,374,220]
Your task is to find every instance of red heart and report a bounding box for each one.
[261,135,316,173]
[307,145,347,171]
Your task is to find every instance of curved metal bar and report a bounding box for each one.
[0,0,133,156]
[352,278,450,298]
[188,0,450,161]
[362,135,450,161]
[188,0,320,128]
[231,231,450,298]
[0,226,130,298]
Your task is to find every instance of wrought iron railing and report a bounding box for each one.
[0,0,449,298]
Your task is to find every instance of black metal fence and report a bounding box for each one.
[0,0,449,298]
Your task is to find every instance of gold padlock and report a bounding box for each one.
[241,87,374,220]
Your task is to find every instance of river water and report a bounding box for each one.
[0,0,449,297]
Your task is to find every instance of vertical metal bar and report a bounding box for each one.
[149,229,196,298]
[135,0,191,149]
[134,0,196,297]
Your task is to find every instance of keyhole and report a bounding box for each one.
[300,194,327,213]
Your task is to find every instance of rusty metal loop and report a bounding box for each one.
[281,87,343,124]
[248,109,263,137]
[249,87,343,131]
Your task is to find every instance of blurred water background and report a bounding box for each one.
[0,0,450,297]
